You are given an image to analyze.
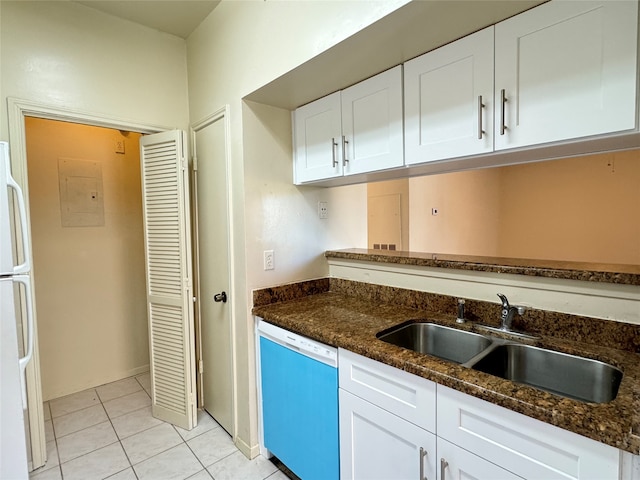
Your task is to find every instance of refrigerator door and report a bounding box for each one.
[0,141,30,275]
[0,277,29,479]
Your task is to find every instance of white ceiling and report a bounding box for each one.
[73,0,220,38]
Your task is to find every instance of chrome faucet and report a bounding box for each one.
[497,293,525,331]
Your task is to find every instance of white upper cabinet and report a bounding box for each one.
[294,0,640,184]
[405,27,495,164]
[293,92,342,183]
[494,0,639,150]
[293,67,404,184]
[341,66,404,175]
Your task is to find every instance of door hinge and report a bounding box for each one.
[199,359,204,374]
[192,155,198,171]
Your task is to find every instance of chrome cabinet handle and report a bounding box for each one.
[342,135,349,166]
[331,138,338,167]
[440,458,449,480]
[478,95,485,140]
[419,447,427,480]
[500,89,508,135]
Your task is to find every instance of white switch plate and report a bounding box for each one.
[263,250,274,270]
[318,201,328,219]
[115,139,125,154]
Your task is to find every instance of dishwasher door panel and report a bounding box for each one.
[260,336,339,480]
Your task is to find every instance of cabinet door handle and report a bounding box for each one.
[500,88,508,135]
[342,135,349,165]
[331,138,338,167]
[440,458,449,480]
[478,95,485,140]
[419,447,427,480]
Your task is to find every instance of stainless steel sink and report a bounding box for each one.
[470,343,623,403]
[377,322,493,364]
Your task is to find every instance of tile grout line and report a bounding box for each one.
[50,378,149,479]
[100,388,139,480]
[52,404,109,443]
[43,374,256,480]
[178,423,212,479]
[181,426,239,478]
[48,401,63,480]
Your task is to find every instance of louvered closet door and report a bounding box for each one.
[140,130,196,430]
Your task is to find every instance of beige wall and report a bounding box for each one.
[25,117,148,400]
[403,150,639,264]
[409,168,502,256]
[0,0,190,143]
[498,150,640,264]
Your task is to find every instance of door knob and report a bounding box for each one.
[213,291,227,303]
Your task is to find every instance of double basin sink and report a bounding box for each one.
[376,322,622,404]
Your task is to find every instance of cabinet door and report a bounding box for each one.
[437,438,522,480]
[494,0,638,151]
[405,27,494,164]
[341,66,404,175]
[340,389,436,480]
[293,92,342,184]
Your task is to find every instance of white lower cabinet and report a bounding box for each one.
[338,350,625,480]
[340,389,436,480]
[437,437,522,480]
[338,349,437,480]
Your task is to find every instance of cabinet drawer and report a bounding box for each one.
[437,386,620,480]
[437,437,522,480]
[338,348,436,432]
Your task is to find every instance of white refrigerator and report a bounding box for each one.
[0,141,34,479]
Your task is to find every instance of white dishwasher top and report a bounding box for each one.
[257,318,337,367]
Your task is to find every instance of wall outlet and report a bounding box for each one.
[263,250,274,270]
[115,139,125,154]
[318,201,328,219]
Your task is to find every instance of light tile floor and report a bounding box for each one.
[30,373,289,480]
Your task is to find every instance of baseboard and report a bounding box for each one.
[43,364,150,401]
[235,436,261,460]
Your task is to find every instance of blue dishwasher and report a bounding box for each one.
[257,319,339,480]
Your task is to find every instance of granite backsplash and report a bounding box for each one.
[253,277,640,354]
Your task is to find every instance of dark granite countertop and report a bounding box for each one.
[326,248,640,285]
[252,281,640,454]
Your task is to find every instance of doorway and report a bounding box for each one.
[7,98,166,470]
[24,117,149,401]
[192,110,234,435]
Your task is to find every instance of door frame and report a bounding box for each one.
[190,105,237,440]
[6,97,167,470]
